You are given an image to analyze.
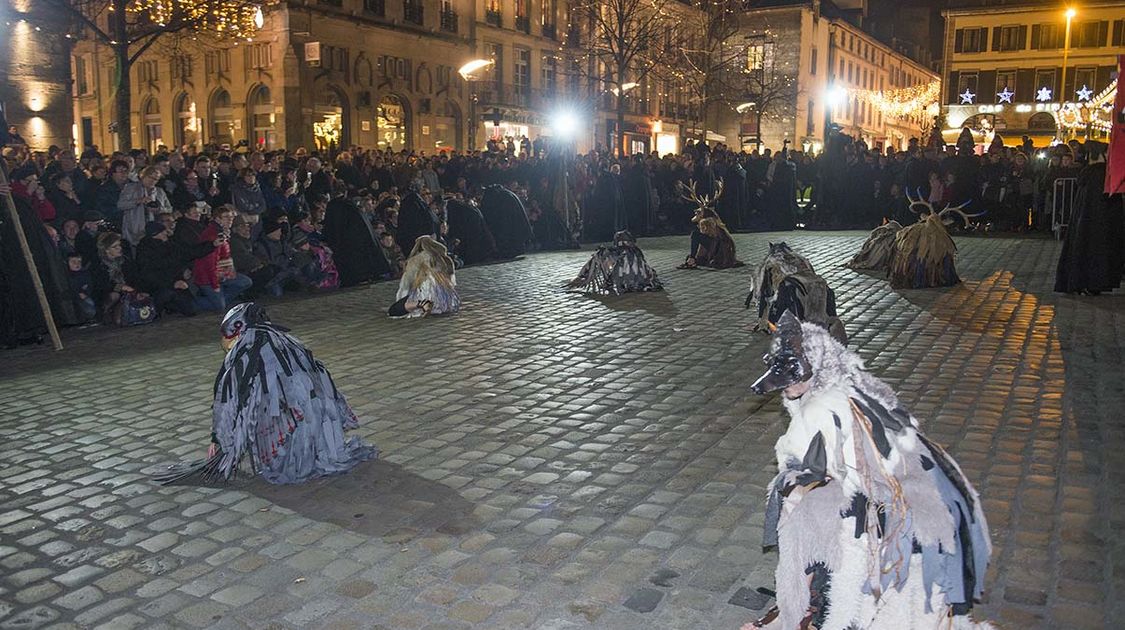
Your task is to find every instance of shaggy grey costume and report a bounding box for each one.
[746,242,846,345]
[747,313,993,630]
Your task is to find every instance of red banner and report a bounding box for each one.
[1108,54,1125,194]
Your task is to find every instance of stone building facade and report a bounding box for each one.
[1,0,74,151]
[711,0,936,154]
[941,1,1125,147]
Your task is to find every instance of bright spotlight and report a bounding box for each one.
[735,101,756,114]
[552,111,580,139]
[1065,8,1076,19]
[611,82,638,95]
[825,85,847,107]
[254,6,264,28]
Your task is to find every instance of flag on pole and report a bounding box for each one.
[1107,54,1125,194]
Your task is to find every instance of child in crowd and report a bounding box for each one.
[379,232,405,277]
[65,253,97,323]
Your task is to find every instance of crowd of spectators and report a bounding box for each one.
[1,124,1088,346]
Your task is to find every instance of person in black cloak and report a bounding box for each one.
[1055,140,1124,295]
[444,197,498,265]
[396,189,440,254]
[717,157,747,230]
[587,164,624,242]
[320,196,390,286]
[622,158,652,235]
[479,184,532,258]
[1,167,80,344]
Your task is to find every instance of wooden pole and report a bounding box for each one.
[0,163,64,351]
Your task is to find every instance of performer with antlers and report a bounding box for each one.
[887,191,983,289]
[677,179,743,270]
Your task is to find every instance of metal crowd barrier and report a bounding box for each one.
[1051,177,1078,240]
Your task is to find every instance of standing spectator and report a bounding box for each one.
[118,166,172,245]
[192,205,251,311]
[97,159,130,227]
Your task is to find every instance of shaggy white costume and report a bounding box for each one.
[747,243,847,345]
[746,313,993,630]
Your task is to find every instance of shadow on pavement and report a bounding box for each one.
[578,290,679,317]
[240,459,478,542]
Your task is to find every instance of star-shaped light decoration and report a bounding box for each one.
[959,89,976,104]
[997,87,1014,103]
[1075,85,1093,101]
[1036,86,1053,102]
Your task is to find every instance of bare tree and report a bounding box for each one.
[671,0,743,139]
[563,0,674,156]
[45,0,267,149]
[723,34,799,147]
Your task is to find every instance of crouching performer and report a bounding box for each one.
[155,303,377,485]
[744,312,993,630]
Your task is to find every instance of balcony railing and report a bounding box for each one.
[404,0,423,24]
[515,15,530,33]
[363,0,385,16]
[476,85,561,109]
[485,9,502,26]
[541,23,556,39]
[440,8,458,32]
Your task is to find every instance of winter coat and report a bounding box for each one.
[118,182,172,245]
[231,179,267,216]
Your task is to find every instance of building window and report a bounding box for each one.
[1033,23,1062,49]
[541,53,557,93]
[746,38,773,74]
[807,99,815,135]
[956,27,987,53]
[541,0,556,37]
[74,55,92,96]
[248,43,272,70]
[404,0,423,25]
[170,55,192,82]
[998,25,1023,51]
[1072,67,1097,95]
[996,69,1016,94]
[137,60,159,84]
[486,0,502,27]
[485,43,502,90]
[957,72,978,97]
[515,0,530,33]
[810,48,817,75]
[440,0,457,32]
[514,48,530,96]
[364,0,385,16]
[1034,68,1056,94]
[1074,21,1107,48]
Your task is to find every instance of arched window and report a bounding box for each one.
[376,94,410,151]
[210,89,234,146]
[313,85,349,151]
[174,93,198,150]
[142,98,163,154]
[1027,112,1056,131]
[248,85,276,150]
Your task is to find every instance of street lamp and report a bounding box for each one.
[459,58,494,151]
[735,101,757,151]
[1059,8,1076,140]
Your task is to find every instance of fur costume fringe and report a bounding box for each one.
[889,214,959,289]
[847,221,902,271]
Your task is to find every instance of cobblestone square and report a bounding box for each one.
[0,232,1119,629]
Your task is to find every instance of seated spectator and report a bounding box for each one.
[231,167,267,216]
[90,232,134,323]
[133,221,213,317]
[229,214,275,294]
[65,252,97,324]
[379,232,406,277]
[75,210,105,267]
[57,218,81,259]
[254,220,299,297]
[174,202,209,251]
[192,206,252,311]
[118,165,172,246]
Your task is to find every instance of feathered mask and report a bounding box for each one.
[750,311,812,395]
[220,303,273,351]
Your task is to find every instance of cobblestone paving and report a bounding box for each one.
[0,232,1120,630]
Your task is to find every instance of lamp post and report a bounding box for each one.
[458,58,494,151]
[1059,7,1076,141]
[823,84,847,151]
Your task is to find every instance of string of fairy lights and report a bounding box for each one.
[852,80,941,121]
[126,0,271,40]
